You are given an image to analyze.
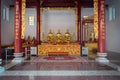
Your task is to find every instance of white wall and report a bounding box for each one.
[41,10,76,41]
[25,8,36,40]
[106,0,120,53]
[1,0,14,45]
[1,0,37,45]
[81,8,93,18]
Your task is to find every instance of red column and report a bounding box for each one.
[0,0,1,59]
[84,26,87,42]
[14,0,22,53]
[36,0,41,44]
[96,0,109,63]
[0,0,5,71]
[77,1,81,43]
[98,0,106,53]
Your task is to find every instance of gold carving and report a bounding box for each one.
[21,0,26,39]
[56,29,62,44]
[94,0,98,40]
[42,7,76,10]
[38,43,80,56]
[64,29,71,43]
[47,29,54,43]
[90,30,95,41]
[46,29,73,44]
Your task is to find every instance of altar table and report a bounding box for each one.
[38,43,81,56]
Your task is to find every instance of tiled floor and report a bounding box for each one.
[7,62,115,71]
[0,76,120,80]
[0,53,120,80]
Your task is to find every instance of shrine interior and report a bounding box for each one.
[0,0,120,58]
[0,0,120,60]
[0,0,120,80]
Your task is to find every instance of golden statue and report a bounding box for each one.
[31,37,36,45]
[27,36,31,41]
[90,30,95,41]
[25,35,31,44]
[64,29,71,43]
[47,29,54,43]
[56,29,62,43]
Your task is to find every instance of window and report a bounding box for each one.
[109,7,115,21]
[3,7,9,21]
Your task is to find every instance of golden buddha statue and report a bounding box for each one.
[56,29,62,43]
[64,29,71,43]
[47,29,54,43]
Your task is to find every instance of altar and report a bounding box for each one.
[38,43,81,56]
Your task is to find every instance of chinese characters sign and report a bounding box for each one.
[15,1,20,40]
[100,0,105,39]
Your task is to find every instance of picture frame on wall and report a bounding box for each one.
[28,15,34,26]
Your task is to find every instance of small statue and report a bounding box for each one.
[90,30,95,41]
[31,37,36,45]
[47,29,54,43]
[56,29,62,43]
[64,29,71,43]
[26,36,31,44]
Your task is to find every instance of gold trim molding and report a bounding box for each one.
[94,0,98,40]
[21,0,26,39]
[41,7,76,10]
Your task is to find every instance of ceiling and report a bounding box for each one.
[26,0,93,8]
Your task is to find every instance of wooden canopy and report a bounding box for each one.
[26,0,93,8]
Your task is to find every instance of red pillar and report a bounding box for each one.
[96,0,109,63]
[36,0,41,44]
[0,0,1,60]
[0,0,5,72]
[14,0,22,53]
[84,26,87,42]
[13,0,23,62]
[98,0,106,52]
[77,1,81,43]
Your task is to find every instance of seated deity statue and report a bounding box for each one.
[56,29,62,43]
[47,30,54,43]
[31,37,36,45]
[26,36,31,44]
[64,29,71,43]
[90,31,95,41]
